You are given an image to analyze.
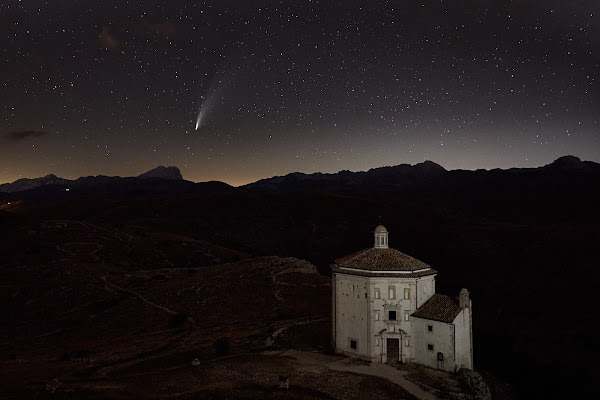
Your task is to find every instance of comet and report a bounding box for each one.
[194,98,210,131]
[194,74,230,131]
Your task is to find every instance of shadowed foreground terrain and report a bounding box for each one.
[0,216,428,399]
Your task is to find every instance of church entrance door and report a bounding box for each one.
[386,338,400,364]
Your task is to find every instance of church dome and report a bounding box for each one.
[330,224,437,278]
[335,248,431,272]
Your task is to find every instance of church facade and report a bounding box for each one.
[331,225,473,372]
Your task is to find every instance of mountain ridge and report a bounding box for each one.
[2,156,599,194]
[243,156,600,191]
[0,165,184,193]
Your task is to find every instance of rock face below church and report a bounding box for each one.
[137,166,183,180]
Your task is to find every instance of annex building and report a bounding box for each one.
[331,225,473,372]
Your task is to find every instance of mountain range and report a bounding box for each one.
[1,156,599,195]
[0,165,184,193]
[244,155,600,191]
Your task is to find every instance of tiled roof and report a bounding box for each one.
[411,293,462,323]
[335,247,431,271]
[331,264,437,278]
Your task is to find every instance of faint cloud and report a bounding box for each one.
[98,19,175,51]
[5,130,50,141]
[99,26,121,50]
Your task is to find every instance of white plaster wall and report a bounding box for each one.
[416,276,436,308]
[335,274,370,358]
[367,277,420,362]
[453,303,473,370]
[335,272,448,367]
[412,318,455,372]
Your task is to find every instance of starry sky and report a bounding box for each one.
[1,1,599,186]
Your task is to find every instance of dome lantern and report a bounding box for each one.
[373,225,389,249]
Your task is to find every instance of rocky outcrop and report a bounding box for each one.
[137,166,183,180]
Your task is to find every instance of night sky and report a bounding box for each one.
[1,1,599,186]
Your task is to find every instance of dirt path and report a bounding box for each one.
[281,350,440,400]
[100,276,195,325]
[271,258,320,302]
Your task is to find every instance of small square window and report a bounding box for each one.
[350,340,357,350]
[389,310,397,320]
[427,344,434,351]
[427,325,433,332]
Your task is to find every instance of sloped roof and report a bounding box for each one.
[331,264,437,278]
[411,293,462,323]
[335,248,431,271]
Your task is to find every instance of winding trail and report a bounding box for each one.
[281,349,440,400]
[100,276,195,325]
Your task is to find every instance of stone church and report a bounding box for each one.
[331,225,473,372]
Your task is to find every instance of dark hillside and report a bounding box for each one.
[1,157,598,398]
